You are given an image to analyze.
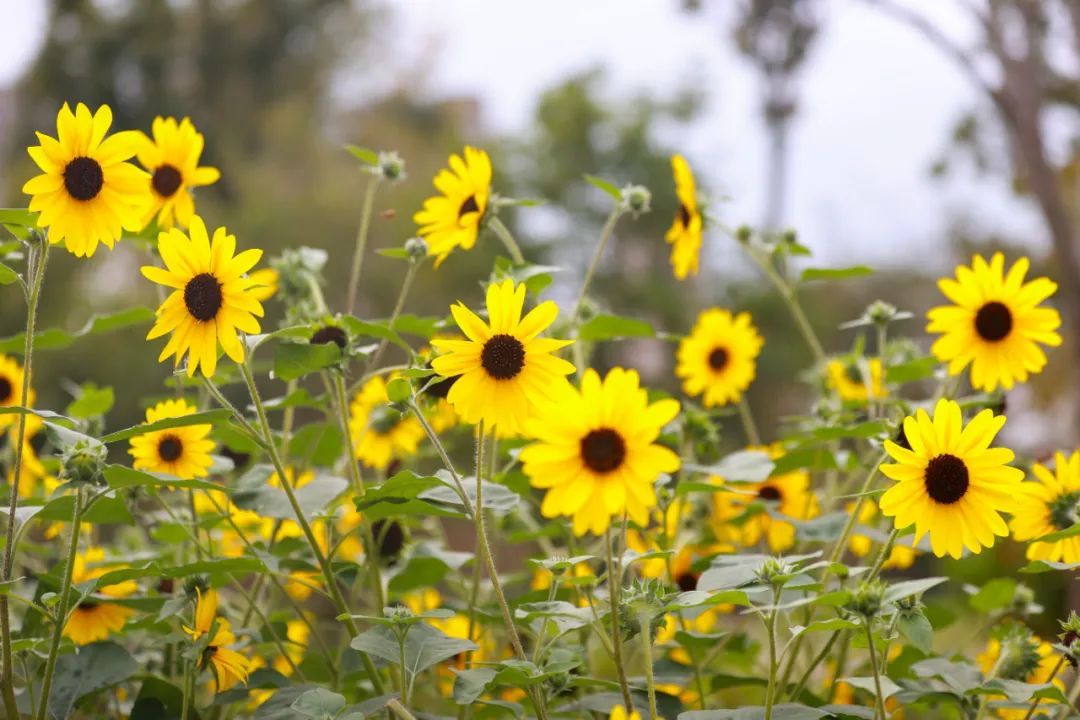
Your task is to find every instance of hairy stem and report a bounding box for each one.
[487,216,526,265]
[640,616,659,720]
[347,175,381,316]
[865,621,887,720]
[605,526,634,711]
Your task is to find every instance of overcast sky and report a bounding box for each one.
[0,0,1048,268]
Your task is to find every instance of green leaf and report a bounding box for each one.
[288,422,344,467]
[789,618,860,638]
[883,577,947,602]
[387,546,471,594]
[885,356,939,384]
[385,377,412,403]
[1034,522,1080,543]
[273,342,341,381]
[0,209,36,227]
[232,470,348,520]
[584,174,621,199]
[680,705,829,719]
[100,409,230,444]
[421,476,519,513]
[0,261,20,286]
[801,266,874,282]
[350,622,477,675]
[685,450,774,483]
[515,601,592,634]
[577,314,655,341]
[453,668,498,705]
[104,465,221,492]
[345,144,378,166]
[45,641,138,720]
[290,687,347,718]
[130,677,185,720]
[0,307,156,354]
[352,470,459,521]
[1019,559,1080,573]
[967,578,1016,613]
[66,384,115,419]
[94,557,264,591]
[839,675,902,700]
[393,313,443,339]
[897,611,934,654]
[37,493,134,526]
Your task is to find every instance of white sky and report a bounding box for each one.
[0,0,1047,268]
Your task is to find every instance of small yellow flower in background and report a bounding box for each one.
[676,309,763,408]
[665,154,703,280]
[349,375,425,470]
[63,547,137,645]
[847,500,917,570]
[129,398,214,478]
[609,705,643,720]
[711,446,819,553]
[142,215,264,377]
[928,253,1061,391]
[414,146,492,266]
[432,279,574,435]
[879,398,1023,559]
[183,588,254,692]
[10,414,48,497]
[977,634,1063,719]
[1010,450,1080,564]
[136,116,220,229]
[0,355,35,434]
[246,267,279,303]
[520,367,680,536]
[826,358,887,402]
[23,102,149,257]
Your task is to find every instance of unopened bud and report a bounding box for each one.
[378,151,406,182]
[61,440,106,486]
[404,237,428,261]
[619,185,651,216]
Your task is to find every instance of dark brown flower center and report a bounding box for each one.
[184,273,223,322]
[924,453,969,504]
[152,164,183,198]
[0,377,12,404]
[310,325,347,349]
[458,195,480,219]
[974,301,1013,342]
[158,435,183,462]
[424,361,458,400]
[580,428,627,474]
[893,424,912,451]
[677,204,691,228]
[480,334,525,380]
[372,519,405,563]
[758,485,782,502]
[63,157,104,201]
[675,571,699,592]
[1049,490,1080,530]
[708,347,729,371]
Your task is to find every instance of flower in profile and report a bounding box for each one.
[183,588,254,692]
[136,116,220,230]
[348,375,425,470]
[977,632,1062,718]
[246,267,279,303]
[676,309,763,408]
[847,500,917,570]
[665,154,703,280]
[0,355,34,434]
[432,279,574,435]
[520,368,680,536]
[1010,451,1080,564]
[129,398,214,478]
[928,253,1061,391]
[826,358,887,402]
[63,547,137,645]
[23,102,149,257]
[142,216,264,377]
[879,398,1023,559]
[414,146,492,266]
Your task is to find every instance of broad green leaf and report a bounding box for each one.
[345,144,378,165]
[839,675,902,700]
[884,577,947,602]
[385,377,412,403]
[421,476,519,513]
[0,307,155,354]
[66,384,114,419]
[686,450,774,483]
[0,261,20,285]
[393,314,442,339]
[350,622,477,676]
[515,601,592,634]
[578,313,654,341]
[288,422,344,467]
[801,266,874,282]
[681,704,829,719]
[584,174,621,199]
[37,493,134,526]
[341,317,411,354]
[885,356,939,384]
[103,465,221,492]
[94,557,265,591]
[45,642,138,720]
[290,687,346,718]
[352,470,459,521]
[1034,522,1080,543]
[453,668,498,705]
[789,618,859,638]
[130,677,184,720]
[0,209,36,227]
[273,342,341,381]
[967,578,1016,612]
[232,471,348,520]
[100,409,230,444]
[1019,559,1080,573]
[897,611,934,654]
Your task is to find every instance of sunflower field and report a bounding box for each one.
[0,100,1076,720]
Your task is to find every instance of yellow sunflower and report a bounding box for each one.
[847,500,917,570]
[348,375,425,471]
[414,146,492,266]
[610,706,643,720]
[432,279,575,435]
[676,309,763,408]
[928,253,1061,391]
[1010,450,1080,564]
[128,398,214,478]
[23,102,149,257]
[183,588,254,692]
[826,358,887,402]
[63,547,137,645]
[136,116,220,230]
[246,267,279,303]
[665,154,703,280]
[11,414,52,497]
[142,215,265,377]
[0,354,34,434]
[879,398,1023,559]
[520,367,680,536]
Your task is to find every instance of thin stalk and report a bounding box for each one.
[363,259,419,374]
[347,175,381,316]
[974,652,1005,720]
[1,241,49,718]
[1021,655,1064,720]
[789,628,842,701]
[1060,672,1080,718]
[387,698,419,720]
[868,527,900,580]
[331,372,365,497]
[763,588,782,720]
[570,206,623,325]
[605,526,634,711]
[181,659,194,720]
[640,615,659,720]
[743,244,826,364]
[35,486,84,720]
[487,216,526,265]
[738,397,762,445]
[864,621,887,720]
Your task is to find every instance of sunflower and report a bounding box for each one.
[676,309,763,408]
[879,398,1023,559]
[0,355,35,434]
[349,375,425,470]
[432,279,574,435]
[847,500,917,570]
[136,116,220,230]
[826,358,887,402]
[23,102,149,257]
[183,588,254,692]
[414,146,492,266]
[63,547,137,645]
[665,154,703,280]
[610,706,643,720]
[142,215,265,377]
[129,398,214,478]
[11,414,52,498]
[977,633,1063,719]
[1010,451,1080,564]
[927,253,1061,391]
[246,267,279,303]
[520,367,680,536]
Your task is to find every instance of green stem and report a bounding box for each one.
[363,259,419,374]
[1021,655,1064,720]
[181,659,194,720]
[745,244,826,364]
[487,216,526,265]
[640,615,659,720]
[570,206,623,325]
[1060,672,1080,719]
[387,698,419,720]
[331,372,365,497]
[789,629,842,701]
[738,397,761,445]
[605,526,634,711]
[764,588,781,720]
[1,241,48,718]
[347,175,381,316]
[867,527,900,580]
[865,621,886,720]
[35,486,84,720]
[825,453,887,564]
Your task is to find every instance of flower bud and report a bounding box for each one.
[60,439,106,486]
[619,185,651,216]
[378,151,406,182]
[404,236,428,261]
[735,225,753,245]
[847,579,887,618]
[866,300,899,326]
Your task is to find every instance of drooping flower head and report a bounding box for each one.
[826,358,887,402]
[879,398,1023,559]
[136,116,220,230]
[521,368,680,536]
[141,216,264,377]
[414,146,492,266]
[348,375,425,470]
[0,354,35,434]
[23,102,150,257]
[128,398,214,479]
[676,309,763,408]
[183,588,253,692]
[431,279,574,435]
[928,253,1061,391]
[1010,451,1080,564]
[665,154,703,280]
[63,547,137,645]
